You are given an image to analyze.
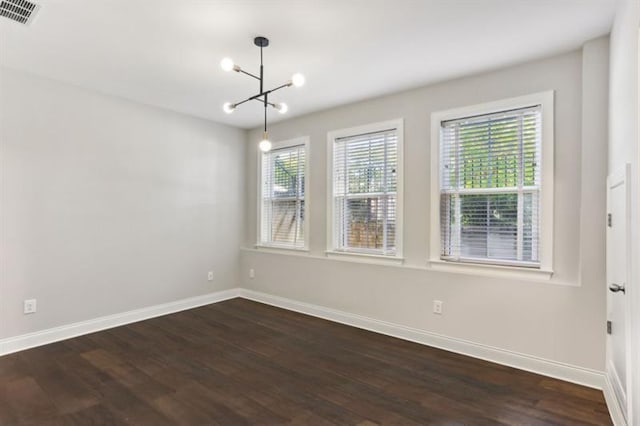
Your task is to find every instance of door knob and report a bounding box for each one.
[609,283,626,294]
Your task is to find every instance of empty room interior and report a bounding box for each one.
[1,0,640,424]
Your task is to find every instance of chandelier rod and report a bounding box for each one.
[264,93,268,132]
[260,44,264,94]
[261,44,266,133]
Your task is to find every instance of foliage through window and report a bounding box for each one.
[332,127,399,255]
[439,105,542,266]
[260,142,306,248]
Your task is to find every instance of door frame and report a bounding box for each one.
[633,26,640,426]
[606,163,633,424]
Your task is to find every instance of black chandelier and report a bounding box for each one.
[221,36,305,152]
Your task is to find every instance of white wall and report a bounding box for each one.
[608,0,639,421]
[242,40,609,372]
[0,68,246,339]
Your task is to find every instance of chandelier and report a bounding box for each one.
[221,36,305,152]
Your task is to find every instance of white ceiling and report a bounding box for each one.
[0,0,616,129]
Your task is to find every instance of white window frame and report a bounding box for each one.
[326,119,404,264]
[257,136,310,252]
[429,92,554,279]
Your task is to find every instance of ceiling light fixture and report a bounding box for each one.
[221,36,305,152]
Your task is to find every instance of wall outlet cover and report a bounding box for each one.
[24,299,37,314]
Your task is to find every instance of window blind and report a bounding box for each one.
[439,105,542,266]
[333,129,398,255]
[261,144,305,248]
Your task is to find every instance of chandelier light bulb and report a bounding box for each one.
[259,139,272,152]
[275,103,288,114]
[291,73,305,87]
[220,57,235,72]
[223,102,235,114]
[259,132,272,152]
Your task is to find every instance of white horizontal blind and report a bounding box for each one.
[261,144,305,248]
[333,129,398,255]
[440,105,542,266]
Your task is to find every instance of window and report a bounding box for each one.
[328,120,403,259]
[259,138,309,249]
[430,92,554,274]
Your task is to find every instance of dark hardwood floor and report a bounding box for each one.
[0,298,611,425]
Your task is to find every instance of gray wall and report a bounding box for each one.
[0,68,246,339]
[242,39,609,371]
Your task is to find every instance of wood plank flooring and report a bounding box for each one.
[0,298,612,425]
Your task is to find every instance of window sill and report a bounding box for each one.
[326,250,404,266]
[254,244,310,255]
[428,259,553,281]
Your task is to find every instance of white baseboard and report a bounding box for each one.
[238,289,606,390]
[604,368,629,426]
[0,288,241,356]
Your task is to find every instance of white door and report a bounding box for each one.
[606,164,631,422]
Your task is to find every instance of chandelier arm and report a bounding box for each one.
[232,91,268,108]
[238,69,261,80]
[266,82,293,94]
[233,83,289,110]
[252,97,276,108]
[231,97,253,108]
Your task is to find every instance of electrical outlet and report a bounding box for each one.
[207,271,214,281]
[433,300,443,315]
[249,268,255,279]
[24,299,37,314]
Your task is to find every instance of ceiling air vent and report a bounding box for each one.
[0,0,39,25]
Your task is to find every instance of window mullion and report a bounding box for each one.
[267,155,273,243]
[365,140,371,249]
[516,114,524,261]
[294,147,301,247]
[382,135,389,254]
[486,123,492,258]
[270,156,276,243]
[342,143,349,249]
[454,124,462,259]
